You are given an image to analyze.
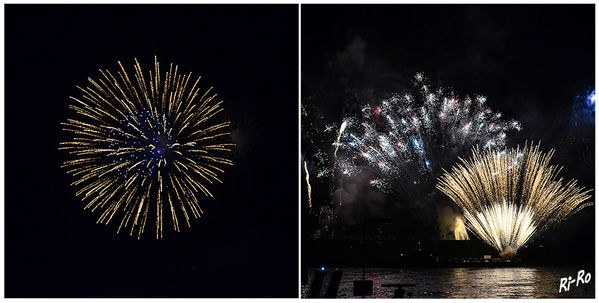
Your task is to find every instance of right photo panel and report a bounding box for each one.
[301,4,595,298]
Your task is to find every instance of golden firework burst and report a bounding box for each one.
[437,143,592,255]
[60,57,234,239]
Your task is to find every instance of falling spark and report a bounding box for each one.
[437,143,592,256]
[304,161,313,213]
[59,57,234,239]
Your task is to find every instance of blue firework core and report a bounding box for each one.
[109,110,179,177]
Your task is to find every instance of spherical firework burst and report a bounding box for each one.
[335,73,521,197]
[59,57,234,239]
[436,143,592,257]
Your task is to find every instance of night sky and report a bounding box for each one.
[6,4,298,297]
[302,5,594,264]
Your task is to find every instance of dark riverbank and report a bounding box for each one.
[302,238,595,269]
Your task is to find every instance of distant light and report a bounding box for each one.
[430,253,433,257]
[586,90,596,107]
[157,149,162,154]
[320,267,325,271]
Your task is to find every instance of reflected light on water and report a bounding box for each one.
[303,267,594,298]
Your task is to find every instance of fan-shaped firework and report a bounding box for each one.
[60,57,234,239]
[436,143,592,256]
[334,73,521,197]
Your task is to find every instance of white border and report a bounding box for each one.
[298,3,302,300]
[2,1,598,302]
[2,0,599,3]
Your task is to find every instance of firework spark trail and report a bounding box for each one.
[335,73,521,196]
[60,57,234,239]
[333,120,347,160]
[304,161,313,213]
[437,143,593,256]
[454,216,470,240]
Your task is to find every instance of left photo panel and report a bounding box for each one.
[5,4,298,298]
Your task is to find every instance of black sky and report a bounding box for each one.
[6,4,298,297]
[303,5,594,126]
[302,4,594,263]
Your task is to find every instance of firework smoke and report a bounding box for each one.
[454,216,469,240]
[437,143,592,256]
[60,57,234,239]
[438,206,469,240]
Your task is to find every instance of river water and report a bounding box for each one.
[302,267,595,298]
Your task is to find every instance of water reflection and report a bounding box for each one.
[304,267,594,298]
[444,268,539,298]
